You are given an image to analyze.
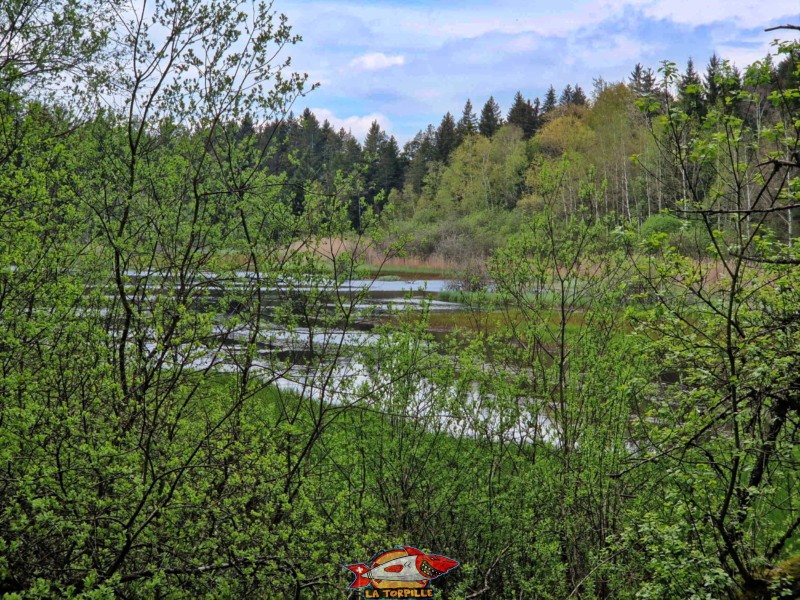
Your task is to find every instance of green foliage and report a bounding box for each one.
[639,213,684,236]
[2,2,800,598]
[620,38,800,598]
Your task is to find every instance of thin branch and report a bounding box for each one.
[465,546,511,599]
[769,515,800,560]
[755,158,799,169]
[732,254,800,265]
[765,25,800,32]
[678,204,800,216]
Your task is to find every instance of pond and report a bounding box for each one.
[124,272,550,442]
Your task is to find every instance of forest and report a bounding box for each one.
[0,0,798,598]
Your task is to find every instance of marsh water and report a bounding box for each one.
[120,271,552,443]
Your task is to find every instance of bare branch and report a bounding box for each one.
[731,254,800,265]
[769,515,800,560]
[678,204,800,215]
[765,24,800,32]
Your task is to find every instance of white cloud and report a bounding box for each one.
[309,108,392,142]
[347,52,405,72]
[575,34,655,67]
[282,0,798,142]
[638,0,798,27]
[504,34,541,53]
[714,44,774,70]
[710,29,779,70]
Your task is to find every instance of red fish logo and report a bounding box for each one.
[344,546,459,591]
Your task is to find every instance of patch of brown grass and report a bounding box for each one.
[290,236,463,276]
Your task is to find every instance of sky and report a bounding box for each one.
[278,0,799,144]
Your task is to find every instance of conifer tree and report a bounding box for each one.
[375,135,402,204]
[403,125,437,193]
[289,108,324,196]
[705,53,721,106]
[507,91,539,139]
[630,63,659,97]
[457,99,478,138]
[364,120,387,156]
[235,112,256,142]
[572,85,588,105]
[559,84,574,106]
[543,85,557,113]
[530,97,541,136]
[642,67,657,96]
[507,91,527,123]
[678,57,706,117]
[363,120,389,212]
[436,111,458,161]
[629,63,645,95]
[479,96,502,137]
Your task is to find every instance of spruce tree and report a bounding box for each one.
[507,91,539,139]
[456,99,478,138]
[376,135,402,205]
[403,125,437,193]
[542,85,557,113]
[318,118,339,184]
[559,84,574,106]
[478,96,502,137]
[678,58,706,117]
[530,98,541,137]
[435,112,458,162]
[363,120,388,212]
[507,91,528,128]
[572,85,588,106]
[642,67,657,96]
[237,112,256,141]
[705,53,721,106]
[364,120,386,155]
[630,63,645,95]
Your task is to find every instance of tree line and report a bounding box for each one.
[230,51,796,251]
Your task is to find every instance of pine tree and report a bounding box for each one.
[705,53,721,106]
[642,67,657,96]
[237,112,256,140]
[507,91,539,139]
[629,63,645,95]
[364,120,387,156]
[507,91,528,128]
[572,85,588,106]
[318,119,350,188]
[376,135,402,205]
[298,108,322,164]
[543,85,557,113]
[479,96,502,137]
[631,63,658,97]
[678,58,706,117]
[363,120,389,213]
[559,84,574,106]
[436,112,458,162]
[530,98,541,136]
[456,99,478,139]
[403,125,437,193]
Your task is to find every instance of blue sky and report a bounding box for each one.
[278,0,799,144]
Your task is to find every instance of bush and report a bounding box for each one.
[639,213,685,238]
[639,214,714,258]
